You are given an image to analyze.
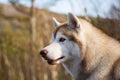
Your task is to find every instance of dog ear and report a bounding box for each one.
[52,17,60,28]
[67,13,80,29]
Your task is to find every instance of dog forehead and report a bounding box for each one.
[55,32,65,39]
[53,23,68,38]
[53,23,78,40]
[52,23,82,47]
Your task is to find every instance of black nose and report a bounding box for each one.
[40,49,48,56]
[40,49,49,60]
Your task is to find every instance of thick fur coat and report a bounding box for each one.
[40,13,120,80]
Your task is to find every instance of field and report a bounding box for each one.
[0,4,120,80]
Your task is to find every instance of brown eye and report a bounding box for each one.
[59,37,66,42]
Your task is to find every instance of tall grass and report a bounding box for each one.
[0,10,120,80]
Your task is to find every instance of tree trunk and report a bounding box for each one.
[29,0,36,80]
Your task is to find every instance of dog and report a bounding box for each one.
[40,13,120,80]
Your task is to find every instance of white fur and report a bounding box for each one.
[52,17,60,27]
[42,13,82,79]
[41,13,120,80]
[43,31,81,79]
[62,57,81,78]
[44,32,79,63]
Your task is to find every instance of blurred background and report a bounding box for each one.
[0,0,120,80]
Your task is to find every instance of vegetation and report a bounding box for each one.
[0,4,120,80]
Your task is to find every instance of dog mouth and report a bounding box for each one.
[42,56,65,65]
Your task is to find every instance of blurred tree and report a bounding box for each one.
[0,5,3,15]
[8,0,36,80]
[8,0,61,80]
[39,0,59,9]
[109,0,120,19]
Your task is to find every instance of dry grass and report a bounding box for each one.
[0,4,120,80]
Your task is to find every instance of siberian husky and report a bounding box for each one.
[40,13,120,80]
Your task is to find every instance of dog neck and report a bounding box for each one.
[62,57,81,79]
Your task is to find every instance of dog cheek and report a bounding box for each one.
[61,46,71,60]
[47,43,63,59]
[65,42,74,53]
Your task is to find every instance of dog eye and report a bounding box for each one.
[59,37,66,42]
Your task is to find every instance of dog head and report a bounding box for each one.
[40,13,84,65]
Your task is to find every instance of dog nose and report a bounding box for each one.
[40,49,48,56]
